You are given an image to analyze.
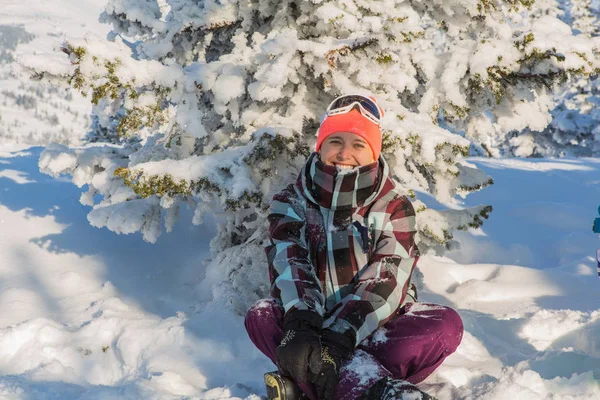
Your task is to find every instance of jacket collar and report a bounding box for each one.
[297,152,387,210]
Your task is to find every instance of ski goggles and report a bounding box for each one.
[325,94,383,125]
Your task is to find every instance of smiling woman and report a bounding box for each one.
[244,94,462,400]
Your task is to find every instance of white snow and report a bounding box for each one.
[1,1,600,399]
[0,169,35,184]
[0,147,268,399]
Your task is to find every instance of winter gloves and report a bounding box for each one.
[275,310,355,400]
[310,329,354,400]
[276,310,324,383]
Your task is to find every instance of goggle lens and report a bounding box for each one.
[329,95,381,120]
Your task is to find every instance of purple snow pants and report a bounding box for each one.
[244,299,463,400]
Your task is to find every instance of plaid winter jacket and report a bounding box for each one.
[266,152,419,346]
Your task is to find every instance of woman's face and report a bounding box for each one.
[318,131,375,167]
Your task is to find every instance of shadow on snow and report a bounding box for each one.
[0,146,269,394]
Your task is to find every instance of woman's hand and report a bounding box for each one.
[276,310,323,383]
[309,329,354,400]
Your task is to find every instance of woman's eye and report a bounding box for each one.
[354,143,365,149]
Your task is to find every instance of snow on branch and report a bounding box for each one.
[26,0,600,312]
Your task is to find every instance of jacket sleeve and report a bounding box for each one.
[265,185,325,317]
[323,195,419,346]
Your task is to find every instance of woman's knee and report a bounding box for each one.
[435,305,464,353]
[244,298,285,363]
[399,303,464,353]
[244,298,283,333]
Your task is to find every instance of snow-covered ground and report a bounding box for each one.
[0,146,262,399]
[0,147,599,399]
[423,158,600,399]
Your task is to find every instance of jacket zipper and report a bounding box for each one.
[325,176,344,305]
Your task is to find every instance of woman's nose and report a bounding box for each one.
[337,144,352,159]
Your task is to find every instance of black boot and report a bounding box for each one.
[357,377,437,400]
[264,371,306,400]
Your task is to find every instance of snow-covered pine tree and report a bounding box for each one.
[507,0,600,157]
[28,0,596,313]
